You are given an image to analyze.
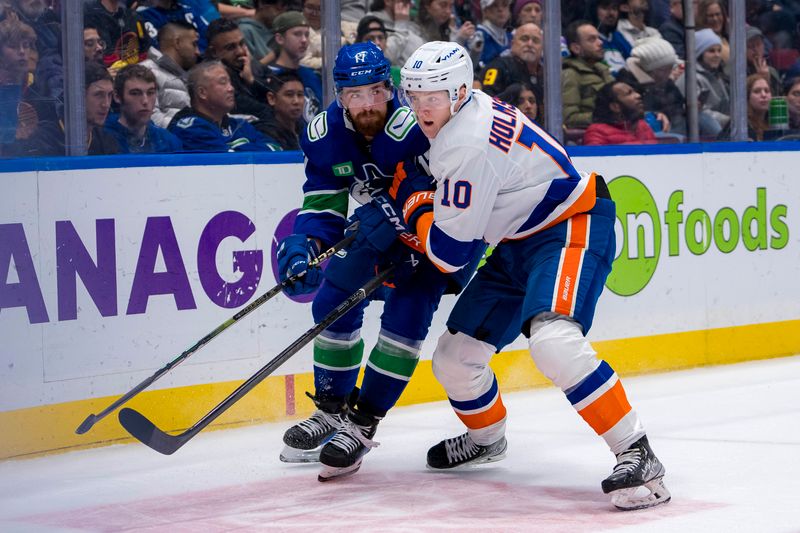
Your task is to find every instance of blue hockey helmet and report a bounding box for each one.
[333,41,392,90]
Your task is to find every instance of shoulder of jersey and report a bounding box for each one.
[435,95,489,153]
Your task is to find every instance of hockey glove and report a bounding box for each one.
[383,240,424,286]
[388,161,436,234]
[276,234,322,296]
[347,194,408,253]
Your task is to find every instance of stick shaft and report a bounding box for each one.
[75,232,356,434]
[119,267,393,454]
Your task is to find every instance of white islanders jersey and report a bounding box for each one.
[422,90,597,273]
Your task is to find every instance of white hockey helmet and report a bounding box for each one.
[400,41,474,115]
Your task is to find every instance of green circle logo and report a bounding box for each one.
[606,176,661,296]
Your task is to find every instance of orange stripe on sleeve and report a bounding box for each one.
[455,396,508,430]
[577,380,632,435]
[416,211,433,254]
[388,161,407,200]
[542,172,598,232]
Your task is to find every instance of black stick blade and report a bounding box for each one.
[75,414,97,435]
[118,408,187,455]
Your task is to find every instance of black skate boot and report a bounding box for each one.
[426,432,507,469]
[317,404,380,482]
[280,393,344,463]
[602,435,671,510]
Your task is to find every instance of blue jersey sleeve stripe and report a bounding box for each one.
[565,360,615,405]
[427,223,483,272]
[448,376,500,411]
[517,119,582,185]
[515,177,582,234]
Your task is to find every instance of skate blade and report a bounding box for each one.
[426,450,507,471]
[279,445,322,463]
[317,461,362,482]
[609,477,671,511]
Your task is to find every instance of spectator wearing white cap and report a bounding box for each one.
[617,37,683,134]
[676,28,730,137]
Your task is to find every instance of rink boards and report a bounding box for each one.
[1,144,799,459]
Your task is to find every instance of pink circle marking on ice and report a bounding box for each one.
[24,471,724,532]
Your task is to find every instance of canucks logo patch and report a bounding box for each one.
[385,107,417,141]
[176,117,196,129]
[306,111,328,142]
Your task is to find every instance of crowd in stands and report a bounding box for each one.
[3,0,800,158]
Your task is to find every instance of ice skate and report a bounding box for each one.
[426,432,507,470]
[318,408,380,482]
[280,394,344,463]
[602,435,671,510]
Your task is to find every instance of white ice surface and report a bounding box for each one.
[1,355,799,532]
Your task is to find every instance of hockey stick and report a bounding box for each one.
[118,265,394,455]
[75,231,357,435]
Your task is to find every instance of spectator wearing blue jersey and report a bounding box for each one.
[594,0,632,75]
[138,0,213,54]
[476,0,512,69]
[105,64,183,153]
[184,0,222,24]
[266,11,322,123]
[168,60,280,151]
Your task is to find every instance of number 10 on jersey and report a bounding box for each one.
[441,179,472,209]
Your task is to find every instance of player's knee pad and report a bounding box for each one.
[527,314,600,391]
[431,330,496,399]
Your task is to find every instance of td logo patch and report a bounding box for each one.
[333,162,354,177]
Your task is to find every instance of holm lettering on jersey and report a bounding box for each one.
[488,99,518,154]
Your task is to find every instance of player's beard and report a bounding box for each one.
[349,107,387,138]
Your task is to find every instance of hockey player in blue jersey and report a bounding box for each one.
[276,42,480,481]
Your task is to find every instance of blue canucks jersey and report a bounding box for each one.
[295,96,430,248]
[138,3,212,53]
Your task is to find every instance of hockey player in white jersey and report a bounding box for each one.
[398,41,670,511]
